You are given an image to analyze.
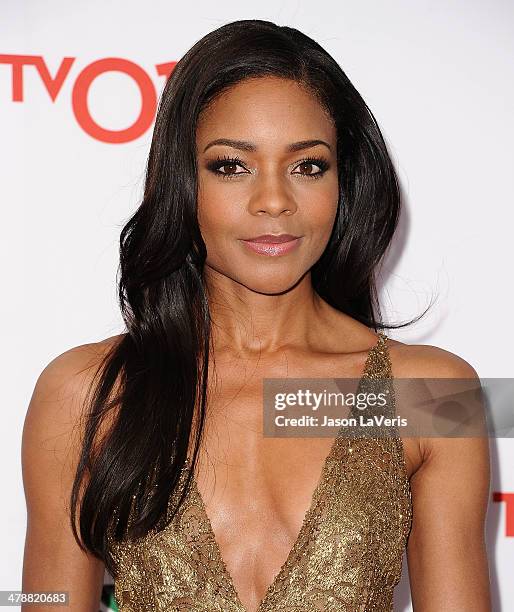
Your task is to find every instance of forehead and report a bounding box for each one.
[196,77,336,150]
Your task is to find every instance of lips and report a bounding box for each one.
[239,234,302,257]
[242,234,300,244]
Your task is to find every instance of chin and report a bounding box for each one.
[203,259,309,295]
[237,270,306,295]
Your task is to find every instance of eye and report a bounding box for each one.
[206,155,248,180]
[205,154,330,180]
[292,157,330,180]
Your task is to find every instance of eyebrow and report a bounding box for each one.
[202,138,331,154]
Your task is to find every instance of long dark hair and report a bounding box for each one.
[70,18,428,577]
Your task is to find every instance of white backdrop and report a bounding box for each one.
[2,1,513,610]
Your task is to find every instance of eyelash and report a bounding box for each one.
[206,154,330,181]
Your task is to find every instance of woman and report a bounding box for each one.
[22,19,491,611]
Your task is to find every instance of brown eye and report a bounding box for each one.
[292,157,330,179]
[297,162,319,175]
[206,155,248,180]
[219,162,241,176]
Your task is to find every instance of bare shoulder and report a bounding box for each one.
[22,331,127,510]
[21,333,126,609]
[39,332,125,382]
[25,333,126,445]
[382,337,483,480]
[385,338,492,608]
[385,336,479,379]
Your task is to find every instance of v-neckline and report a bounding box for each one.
[185,332,385,612]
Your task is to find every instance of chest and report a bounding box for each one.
[189,355,364,548]
[182,376,409,611]
[112,340,413,611]
[131,435,412,612]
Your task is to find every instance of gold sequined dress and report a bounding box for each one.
[109,332,413,611]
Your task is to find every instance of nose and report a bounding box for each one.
[247,174,298,217]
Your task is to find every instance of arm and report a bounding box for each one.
[21,342,112,611]
[403,347,492,611]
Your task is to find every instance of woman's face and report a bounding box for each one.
[196,76,339,295]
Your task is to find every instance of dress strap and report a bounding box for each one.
[353,331,399,432]
[362,331,392,380]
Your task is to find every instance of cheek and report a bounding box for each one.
[197,193,242,255]
[303,188,339,237]
[197,182,220,236]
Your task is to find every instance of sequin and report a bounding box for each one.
[108,332,413,611]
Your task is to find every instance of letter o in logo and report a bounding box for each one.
[72,58,157,143]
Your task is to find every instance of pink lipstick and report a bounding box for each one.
[240,234,301,256]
